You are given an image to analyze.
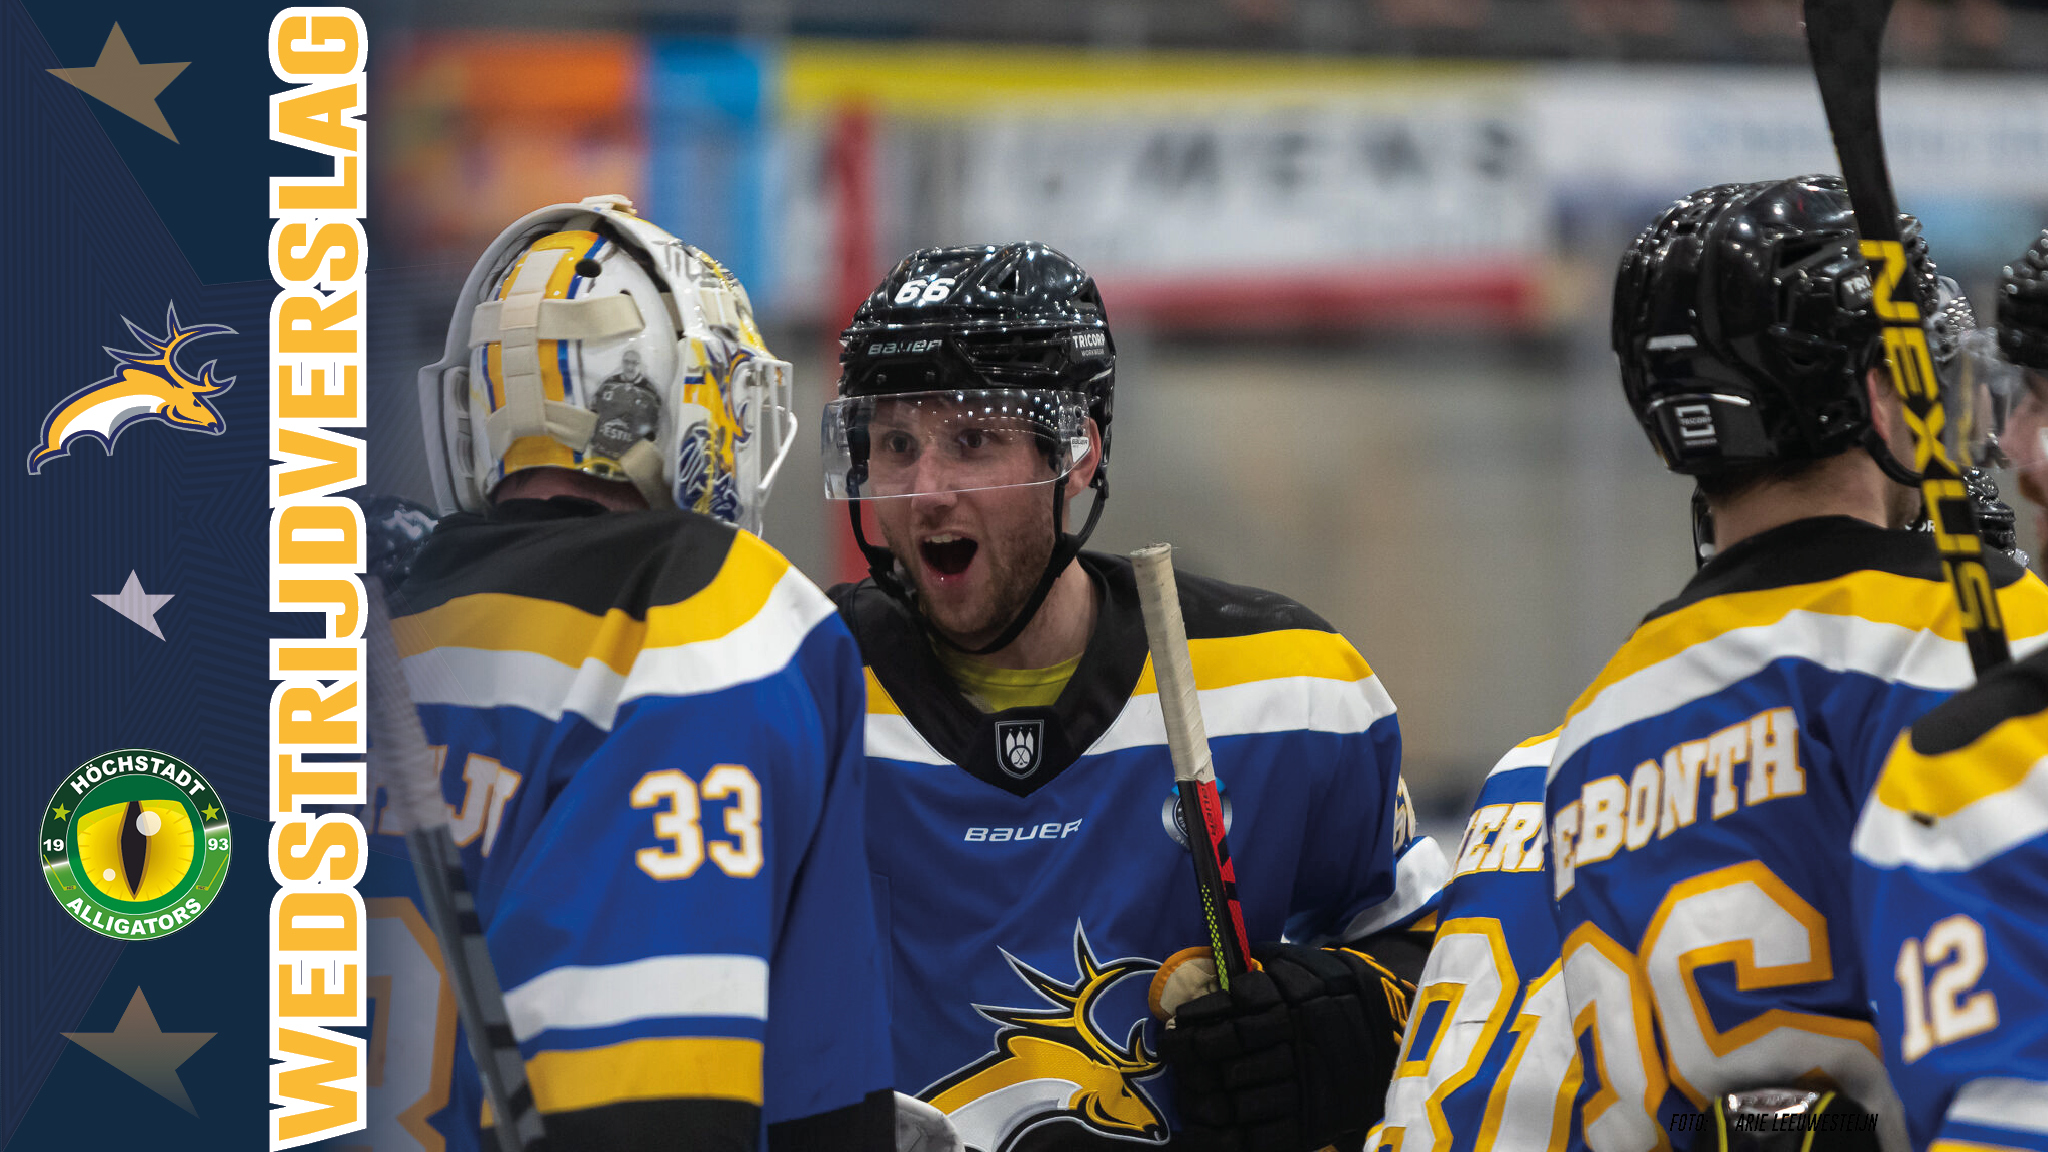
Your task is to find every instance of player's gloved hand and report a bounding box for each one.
[1156,941,1416,1152]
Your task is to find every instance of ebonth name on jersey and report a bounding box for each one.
[1554,707,1805,896]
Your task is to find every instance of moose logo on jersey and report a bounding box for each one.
[923,924,1167,1151]
[29,305,235,474]
[996,720,1046,779]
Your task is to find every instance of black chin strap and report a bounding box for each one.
[849,478,1108,658]
[1690,485,1715,569]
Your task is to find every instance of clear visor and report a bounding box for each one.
[734,354,799,501]
[1955,326,2029,470]
[822,388,1091,499]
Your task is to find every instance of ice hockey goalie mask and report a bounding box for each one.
[419,195,796,535]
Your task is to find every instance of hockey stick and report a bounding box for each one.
[1131,544,1255,991]
[365,579,546,1152]
[1805,0,2011,675]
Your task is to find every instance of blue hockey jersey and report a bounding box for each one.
[1854,645,2048,1152]
[352,499,892,1151]
[1374,728,1587,1152]
[836,551,1446,1152]
[1545,517,2048,1152]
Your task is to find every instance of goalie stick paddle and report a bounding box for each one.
[1804,0,2011,675]
[1131,543,1255,990]
[366,579,546,1152]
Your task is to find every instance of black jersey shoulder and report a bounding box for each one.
[1909,645,2048,758]
[834,551,1339,796]
[1645,516,2027,624]
[395,497,737,620]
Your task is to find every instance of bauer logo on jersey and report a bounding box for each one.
[39,749,231,939]
[996,719,1046,779]
[29,305,235,474]
[922,924,1167,1152]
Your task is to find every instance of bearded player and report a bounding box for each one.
[822,243,1447,1152]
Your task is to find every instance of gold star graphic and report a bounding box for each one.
[47,25,189,143]
[51,804,70,820]
[201,803,219,821]
[62,988,215,1115]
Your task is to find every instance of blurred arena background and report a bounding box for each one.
[360,0,2048,834]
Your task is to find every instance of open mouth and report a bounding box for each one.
[920,533,978,577]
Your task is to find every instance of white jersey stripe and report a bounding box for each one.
[1335,835,1451,941]
[504,954,769,1043]
[866,712,951,766]
[863,674,1398,766]
[1852,753,2048,872]
[400,566,836,731]
[1486,734,1559,780]
[1947,1077,2048,1136]
[1090,674,1397,757]
[1551,611,2005,785]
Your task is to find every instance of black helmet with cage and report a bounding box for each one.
[824,242,1116,655]
[1999,231,2048,373]
[1612,174,1931,492]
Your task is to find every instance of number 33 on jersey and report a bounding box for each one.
[351,509,892,1151]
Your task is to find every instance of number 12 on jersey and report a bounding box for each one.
[1894,913,1997,1063]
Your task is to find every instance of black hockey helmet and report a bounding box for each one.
[1999,230,2048,372]
[1949,231,2048,486]
[1613,175,1925,483]
[824,243,1116,655]
[836,242,1115,464]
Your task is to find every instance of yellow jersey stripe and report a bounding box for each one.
[396,532,791,672]
[1565,570,2048,725]
[863,630,1370,714]
[1133,629,1374,696]
[1515,725,1564,750]
[1875,714,2048,819]
[482,1036,764,1124]
[864,667,903,716]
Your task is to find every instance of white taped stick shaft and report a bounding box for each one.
[365,577,450,833]
[1131,543,1215,786]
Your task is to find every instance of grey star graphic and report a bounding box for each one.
[62,988,215,1115]
[46,25,190,143]
[94,570,174,640]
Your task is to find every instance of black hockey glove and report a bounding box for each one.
[1159,942,1415,1152]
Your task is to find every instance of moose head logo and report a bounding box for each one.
[923,924,1168,1151]
[29,304,235,474]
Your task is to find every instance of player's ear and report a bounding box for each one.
[1865,366,1907,448]
[1064,418,1103,499]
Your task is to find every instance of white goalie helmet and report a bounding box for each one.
[418,194,796,536]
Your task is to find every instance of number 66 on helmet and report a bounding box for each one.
[417,194,797,535]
